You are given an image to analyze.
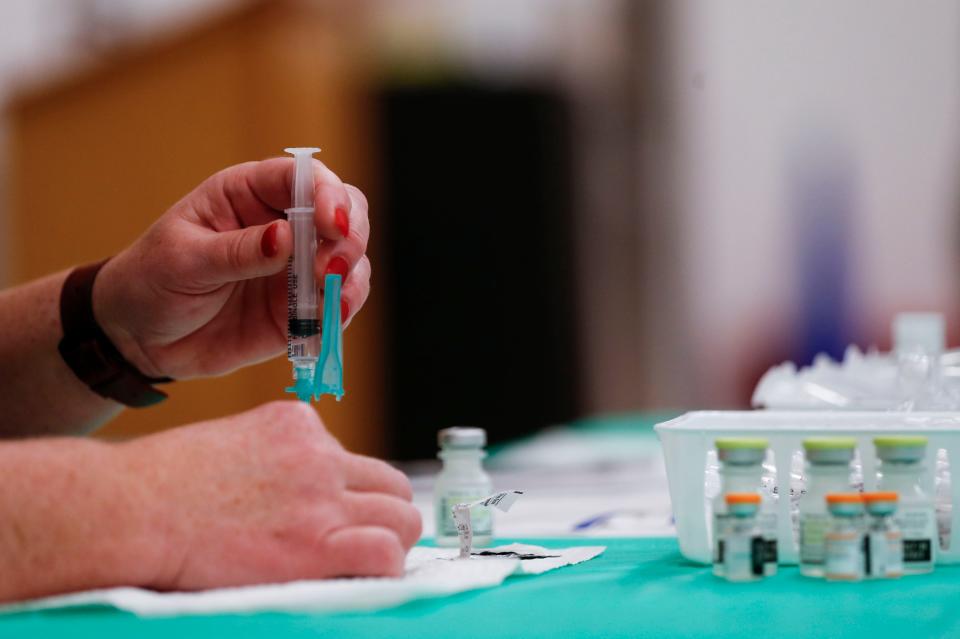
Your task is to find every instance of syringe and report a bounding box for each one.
[284,147,321,401]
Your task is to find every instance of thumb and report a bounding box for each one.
[202,220,291,284]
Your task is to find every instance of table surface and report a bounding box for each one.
[5,536,960,639]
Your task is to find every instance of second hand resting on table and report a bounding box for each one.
[0,158,420,602]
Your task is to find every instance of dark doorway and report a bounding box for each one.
[379,81,582,460]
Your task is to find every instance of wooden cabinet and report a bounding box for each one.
[5,1,385,455]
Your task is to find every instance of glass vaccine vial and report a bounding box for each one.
[434,427,493,548]
[799,438,856,577]
[863,492,904,579]
[875,436,935,574]
[712,438,777,577]
[824,493,865,582]
[721,493,765,583]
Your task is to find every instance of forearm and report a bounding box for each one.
[0,272,122,437]
[0,438,163,602]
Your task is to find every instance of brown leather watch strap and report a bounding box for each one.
[57,259,171,407]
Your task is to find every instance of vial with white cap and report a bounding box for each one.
[434,427,493,548]
[711,438,777,577]
[799,437,856,577]
[875,436,935,574]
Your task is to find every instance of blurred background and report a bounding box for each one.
[0,0,958,459]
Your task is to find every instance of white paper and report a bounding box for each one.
[1,544,604,617]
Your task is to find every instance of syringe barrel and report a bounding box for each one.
[286,208,319,365]
[285,146,321,209]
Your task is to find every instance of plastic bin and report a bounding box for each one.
[655,410,960,565]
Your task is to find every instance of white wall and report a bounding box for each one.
[670,1,960,405]
[0,0,240,286]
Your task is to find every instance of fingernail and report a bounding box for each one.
[261,222,279,258]
[325,256,350,279]
[334,207,349,238]
[340,299,350,323]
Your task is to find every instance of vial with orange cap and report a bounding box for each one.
[824,493,866,581]
[863,492,903,579]
[720,493,765,583]
[800,437,857,577]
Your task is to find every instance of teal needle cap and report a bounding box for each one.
[314,273,345,401]
[285,367,315,402]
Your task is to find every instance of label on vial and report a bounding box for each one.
[751,537,765,576]
[886,532,904,576]
[800,513,831,564]
[439,495,491,536]
[866,531,903,578]
[761,537,778,567]
[723,535,763,580]
[898,506,935,564]
[759,512,778,574]
[716,510,776,573]
[825,532,863,580]
[903,539,932,563]
[713,513,730,565]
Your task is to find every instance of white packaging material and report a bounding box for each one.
[1,544,604,618]
[454,490,524,558]
[655,410,960,566]
[752,346,960,411]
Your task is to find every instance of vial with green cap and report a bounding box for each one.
[434,427,493,548]
[711,438,777,577]
[799,437,857,577]
[875,436,935,574]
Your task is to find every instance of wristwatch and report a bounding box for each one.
[57,259,171,407]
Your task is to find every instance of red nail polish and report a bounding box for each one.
[334,207,350,238]
[325,256,350,279]
[261,222,279,258]
[340,300,350,323]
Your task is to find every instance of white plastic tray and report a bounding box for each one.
[655,411,960,565]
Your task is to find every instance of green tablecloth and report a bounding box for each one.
[5,537,960,638]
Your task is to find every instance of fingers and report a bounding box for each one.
[221,157,353,240]
[317,255,370,329]
[338,256,371,327]
[196,220,292,285]
[341,452,414,501]
[343,492,422,548]
[320,527,407,578]
[314,184,370,290]
[313,167,353,242]
[216,158,353,240]
[214,163,370,300]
